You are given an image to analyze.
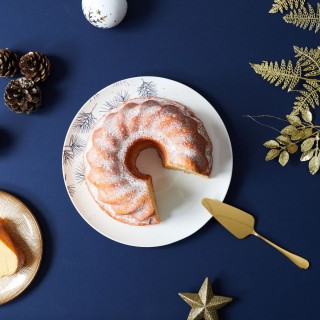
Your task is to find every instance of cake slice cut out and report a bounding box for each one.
[0,219,25,278]
[84,97,213,226]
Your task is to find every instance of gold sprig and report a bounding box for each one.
[284,3,320,33]
[294,46,320,77]
[269,0,306,14]
[250,60,301,91]
[292,80,320,119]
[269,1,320,33]
[250,46,320,174]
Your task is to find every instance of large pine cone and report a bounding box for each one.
[0,48,19,77]
[19,51,51,82]
[4,77,42,114]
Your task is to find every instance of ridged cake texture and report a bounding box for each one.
[84,97,213,225]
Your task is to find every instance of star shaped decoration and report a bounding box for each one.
[179,277,233,320]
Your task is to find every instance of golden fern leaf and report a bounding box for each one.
[250,60,301,91]
[284,3,320,32]
[292,80,320,121]
[269,0,306,14]
[294,46,320,77]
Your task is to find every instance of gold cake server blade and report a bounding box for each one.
[202,198,309,270]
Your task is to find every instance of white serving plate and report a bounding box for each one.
[62,76,232,247]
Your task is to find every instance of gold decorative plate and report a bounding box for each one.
[0,190,42,305]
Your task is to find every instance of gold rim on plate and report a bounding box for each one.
[0,190,43,305]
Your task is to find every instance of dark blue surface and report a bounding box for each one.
[0,0,319,319]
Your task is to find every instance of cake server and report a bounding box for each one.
[201,198,309,269]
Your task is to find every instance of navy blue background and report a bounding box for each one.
[0,0,319,319]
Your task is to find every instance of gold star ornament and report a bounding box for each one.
[179,277,233,320]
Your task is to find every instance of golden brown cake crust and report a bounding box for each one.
[84,97,213,226]
[0,218,25,277]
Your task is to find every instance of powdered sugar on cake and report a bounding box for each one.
[84,97,213,226]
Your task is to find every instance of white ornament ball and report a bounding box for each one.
[82,0,128,29]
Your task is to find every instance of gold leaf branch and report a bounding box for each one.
[250,46,320,174]
[269,0,306,14]
[292,80,320,118]
[294,46,320,77]
[284,3,320,33]
[270,1,320,33]
[250,60,302,91]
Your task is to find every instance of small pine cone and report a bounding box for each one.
[0,48,19,77]
[19,51,51,82]
[4,77,42,114]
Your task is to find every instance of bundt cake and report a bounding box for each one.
[84,97,213,226]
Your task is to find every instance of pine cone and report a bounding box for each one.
[4,77,42,114]
[0,48,19,77]
[19,51,51,82]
